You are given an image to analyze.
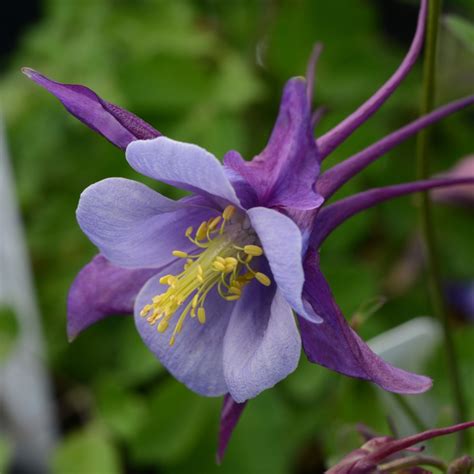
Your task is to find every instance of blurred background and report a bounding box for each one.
[0,0,473,472]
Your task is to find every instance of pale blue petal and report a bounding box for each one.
[247,207,322,323]
[223,284,301,402]
[126,137,241,208]
[134,262,233,397]
[77,177,218,268]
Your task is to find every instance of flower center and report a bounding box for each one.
[140,205,271,346]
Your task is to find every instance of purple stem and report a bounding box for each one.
[311,177,474,249]
[317,95,474,199]
[316,0,427,159]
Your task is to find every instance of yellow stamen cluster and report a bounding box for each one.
[140,205,271,346]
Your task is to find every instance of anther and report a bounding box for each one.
[208,216,222,230]
[196,222,208,240]
[225,295,240,301]
[185,226,193,237]
[212,260,226,272]
[172,250,188,258]
[255,272,271,286]
[197,307,206,324]
[159,275,172,285]
[197,265,204,283]
[157,319,169,333]
[244,245,263,256]
[222,205,235,220]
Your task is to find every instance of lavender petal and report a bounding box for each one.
[77,177,218,268]
[223,284,301,403]
[126,137,241,208]
[134,264,233,397]
[247,206,322,323]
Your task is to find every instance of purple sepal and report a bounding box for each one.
[312,176,474,249]
[299,249,432,394]
[67,254,156,341]
[22,68,160,150]
[316,0,428,159]
[317,96,474,198]
[224,77,323,210]
[216,394,248,464]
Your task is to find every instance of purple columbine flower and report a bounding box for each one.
[23,0,474,461]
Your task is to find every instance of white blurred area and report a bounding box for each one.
[0,114,56,473]
[369,316,442,437]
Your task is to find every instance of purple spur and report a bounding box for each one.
[23,0,474,461]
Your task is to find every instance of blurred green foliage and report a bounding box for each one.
[0,0,473,472]
[0,306,19,362]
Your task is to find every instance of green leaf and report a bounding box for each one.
[52,426,120,474]
[445,15,474,53]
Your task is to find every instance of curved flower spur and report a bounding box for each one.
[23,0,474,461]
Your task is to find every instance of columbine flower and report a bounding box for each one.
[23,0,474,460]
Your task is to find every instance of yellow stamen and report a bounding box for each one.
[212,260,226,272]
[159,275,173,285]
[222,205,235,220]
[139,204,272,346]
[208,216,222,230]
[196,222,208,241]
[244,245,263,256]
[172,250,188,258]
[197,307,206,324]
[255,272,271,286]
[157,319,169,333]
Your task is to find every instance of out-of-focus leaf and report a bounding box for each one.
[0,306,19,362]
[212,54,264,111]
[96,378,147,441]
[283,356,330,403]
[52,426,120,474]
[0,437,11,473]
[171,390,290,474]
[445,15,474,53]
[130,379,215,465]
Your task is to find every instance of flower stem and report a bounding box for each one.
[379,454,447,473]
[415,0,469,453]
[391,393,428,434]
